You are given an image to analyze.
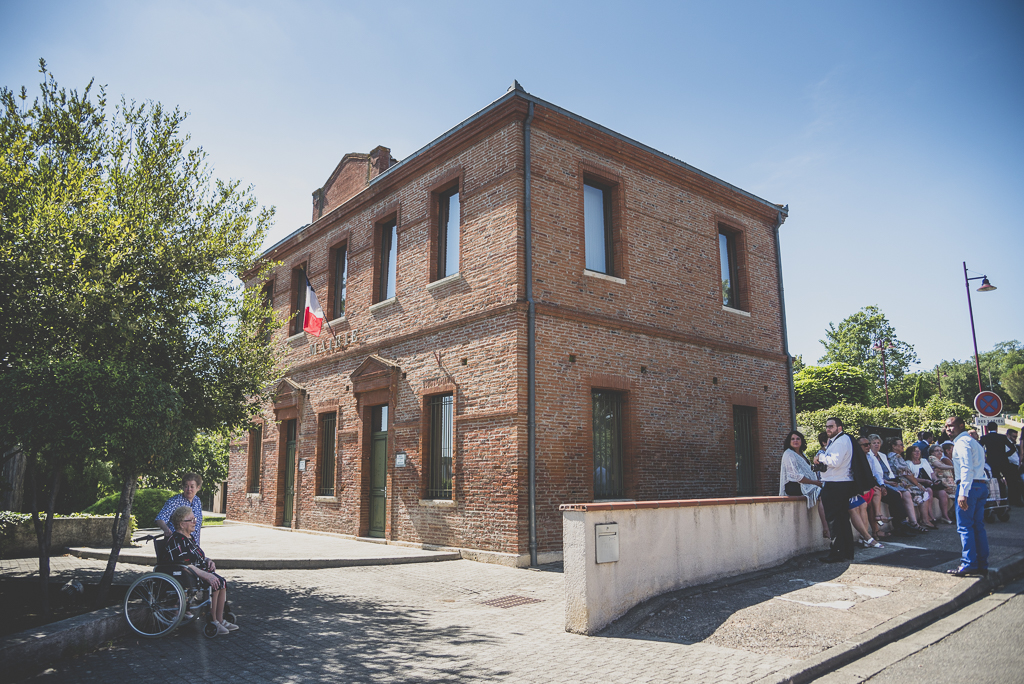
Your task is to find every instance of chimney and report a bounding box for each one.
[368,146,392,180]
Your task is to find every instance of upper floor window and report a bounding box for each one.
[719,229,740,309]
[377,219,398,303]
[436,186,461,280]
[260,281,274,344]
[584,181,614,275]
[291,263,307,336]
[331,242,347,319]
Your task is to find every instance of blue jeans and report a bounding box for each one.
[956,481,989,569]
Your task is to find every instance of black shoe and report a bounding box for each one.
[819,555,846,564]
[947,565,985,577]
[900,521,923,535]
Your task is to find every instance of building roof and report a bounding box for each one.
[261,83,787,259]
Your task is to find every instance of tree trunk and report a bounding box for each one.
[95,472,138,607]
[30,464,62,616]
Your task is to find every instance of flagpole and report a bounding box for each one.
[305,274,337,340]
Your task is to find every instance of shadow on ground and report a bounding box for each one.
[22,576,510,683]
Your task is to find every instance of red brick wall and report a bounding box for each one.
[229,96,791,557]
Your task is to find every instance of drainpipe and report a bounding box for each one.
[772,207,796,429]
[524,101,538,567]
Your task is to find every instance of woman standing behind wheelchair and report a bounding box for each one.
[168,505,238,635]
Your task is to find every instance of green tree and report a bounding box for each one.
[141,430,230,494]
[818,305,919,406]
[793,362,873,412]
[791,354,806,374]
[1004,364,1024,405]
[888,371,939,408]
[0,359,108,614]
[0,62,283,606]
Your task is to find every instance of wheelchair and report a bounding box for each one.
[123,534,236,639]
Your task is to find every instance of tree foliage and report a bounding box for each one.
[1004,364,1024,406]
[794,362,873,412]
[0,61,282,606]
[818,305,919,405]
[140,430,230,494]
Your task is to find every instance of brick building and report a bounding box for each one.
[228,83,794,566]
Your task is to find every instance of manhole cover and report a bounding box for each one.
[480,595,543,609]
[863,548,961,569]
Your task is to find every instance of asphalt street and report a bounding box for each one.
[819,577,1024,683]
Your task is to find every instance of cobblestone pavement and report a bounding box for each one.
[7,558,792,683]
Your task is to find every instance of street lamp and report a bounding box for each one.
[963,262,997,395]
[872,339,894,407]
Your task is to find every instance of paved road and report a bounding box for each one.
[7,514,1023,683]
[818,577,1024,683]
[16,559,788,684]
[867,592,1024,682]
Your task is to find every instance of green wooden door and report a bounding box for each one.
[369,405,388,538]
[283,419,296,526]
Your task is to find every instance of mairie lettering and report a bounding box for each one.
[309,329,360,356]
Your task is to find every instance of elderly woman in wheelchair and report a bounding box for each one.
[124,505,238,638]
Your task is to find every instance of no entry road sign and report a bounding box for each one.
[974,391,1003,417]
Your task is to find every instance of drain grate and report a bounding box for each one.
[480,595,543,609]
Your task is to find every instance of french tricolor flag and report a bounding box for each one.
[303,277,324,336]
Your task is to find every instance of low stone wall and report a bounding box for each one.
[2,516,131,558]
[560,496,827,635]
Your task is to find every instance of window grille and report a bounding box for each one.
[318,412,336,497]
[247,424,262,493]
[427,394,454,499]
[734,405,756,495]
[592,390,624,499]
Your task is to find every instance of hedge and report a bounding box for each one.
[797,397,974,450]
[83,488,177,529]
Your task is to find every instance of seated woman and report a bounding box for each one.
[918,445,953,523]
[897,445,936,528]
[879,438,928,533]
[779,430,829,539]
[850,437,883,548]
[167,505,238,635]
[929,442,957,497]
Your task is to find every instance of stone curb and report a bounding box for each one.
[0,604,127,684]
[67,547,463,569]
[752,549,1024,684]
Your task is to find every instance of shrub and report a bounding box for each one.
[797,397,973,446]
[83,488,176,529]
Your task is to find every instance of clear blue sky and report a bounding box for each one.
[2,0,1021,371]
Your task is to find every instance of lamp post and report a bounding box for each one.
[963,261,997,395]
[873,339,894,407]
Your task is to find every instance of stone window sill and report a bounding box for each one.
[327,315,346,327]
[246,492,261,500]
[418,499,457,508]
[722,305,751,318]
[314,496,338,503]
[286,331,306,345]
[584,269,626,285]
[426,272,463,292]
[369,297,397,313]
